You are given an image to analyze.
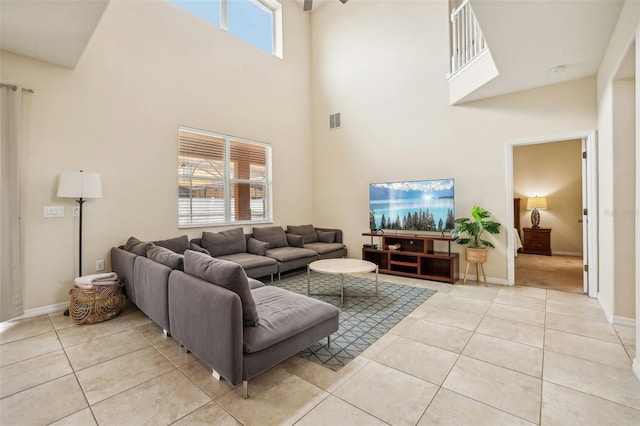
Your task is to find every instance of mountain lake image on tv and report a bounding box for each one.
[369,179,455,232]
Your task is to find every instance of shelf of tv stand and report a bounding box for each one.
[362,233,459,284]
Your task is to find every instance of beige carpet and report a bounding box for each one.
[515,253,584,294]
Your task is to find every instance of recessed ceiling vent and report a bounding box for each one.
[329,112,342,130]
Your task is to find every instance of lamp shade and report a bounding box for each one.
[526,196,547,210]
[57,171,103,199]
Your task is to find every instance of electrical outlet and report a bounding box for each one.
[44,206,64,218]
[72,206,80,217]
[96,260,105,272]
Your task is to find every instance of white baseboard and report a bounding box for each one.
[598,297,614,324]
[458,274,510,286]
[9,302,68,322]
[613,316,636,327]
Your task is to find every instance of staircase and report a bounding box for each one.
[447,0,498,105]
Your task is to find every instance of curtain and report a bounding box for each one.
[1,85,24,322]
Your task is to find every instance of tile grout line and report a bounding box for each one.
[538,288,549,425]
[48,312,101,426]
[425,286,544,425]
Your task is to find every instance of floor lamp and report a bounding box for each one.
[57,170,103,278]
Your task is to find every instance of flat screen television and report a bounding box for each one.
[369,179,455,232]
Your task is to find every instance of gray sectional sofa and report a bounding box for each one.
[191,225,347,280]
[110,236,340,398]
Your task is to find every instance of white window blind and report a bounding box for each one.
[178,126,272,227]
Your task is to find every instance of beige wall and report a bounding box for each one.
[513,140,583,255]
[310,0,597,283]
[597,0,639,328]
[1,0,312,310]
[613,77,636,320]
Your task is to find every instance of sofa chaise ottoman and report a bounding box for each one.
[168,251,340,398]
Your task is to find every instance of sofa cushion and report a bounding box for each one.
[152,235,190,254]
[189,242,211,256]
[304,242,346,255]
[265,246,318,262]
[202,228,246,257]
[243,286,340,353]
[248,278,265,289]
[247,237,269,256]
[316,230,336,243]
[124,236,151,256]
[286,233,304,248]
[147,245,184,271]
[287,224,318,244]
[253,226,288,248]
[219,252,277,270]
[184,250,259,326]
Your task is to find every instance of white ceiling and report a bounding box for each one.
[0,0,109,68]
[463,0,625,103]
[0,0,628,101]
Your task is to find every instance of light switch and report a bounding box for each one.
[44,206,64,218]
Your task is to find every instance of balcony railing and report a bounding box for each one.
[450,0,487,75]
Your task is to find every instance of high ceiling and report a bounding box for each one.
[462,0,625,102]
[0,0,628,101]
[0,0,109,68]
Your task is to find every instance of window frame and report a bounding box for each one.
[172,0,283,58]
[178,125,273,228]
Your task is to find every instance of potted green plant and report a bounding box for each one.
[451,205,501,264]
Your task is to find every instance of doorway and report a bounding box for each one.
[506,131,598,297]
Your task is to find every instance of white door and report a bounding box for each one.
[581,138,589,294]
[583,131,599,298]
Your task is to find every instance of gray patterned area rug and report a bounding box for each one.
[271,271,437,371]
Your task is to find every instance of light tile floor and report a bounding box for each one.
[1,275,639,425]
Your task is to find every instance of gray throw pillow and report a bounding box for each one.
[147,245,184,271]
[201,228,246,257]
[189,242,211,256]
[124,236,151,256]
[252,226,288,248]
[317,230,336,243]
[183,250,259,326]
[247,237,269,256]
[152,235,190,254]
[286,233,304,248]
[287,224,319,243]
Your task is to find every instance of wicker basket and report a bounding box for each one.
[465,247,488,263]
[69,281,124,325]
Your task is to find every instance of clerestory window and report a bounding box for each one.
[170,0,282,58]
[178,126,273,227]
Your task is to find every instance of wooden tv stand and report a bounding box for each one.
[362,233,459,284]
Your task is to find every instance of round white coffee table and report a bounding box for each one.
[307,259,378,306]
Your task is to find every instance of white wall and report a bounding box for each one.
[597,0,639,326]
[0,0,312,309]
[310,0,597,283]
[596,0,639,378]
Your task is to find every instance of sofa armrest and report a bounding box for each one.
[168,270,244,385]
[134,256,172,332]
[111,247,137,304]
[315,228,343,244]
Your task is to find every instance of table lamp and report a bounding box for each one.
[526,196,547,229]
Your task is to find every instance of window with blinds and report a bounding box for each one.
[178,126,272,227]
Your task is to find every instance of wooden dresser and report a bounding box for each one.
[522,227,552,256]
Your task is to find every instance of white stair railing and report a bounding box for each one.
[450,0,487,75]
